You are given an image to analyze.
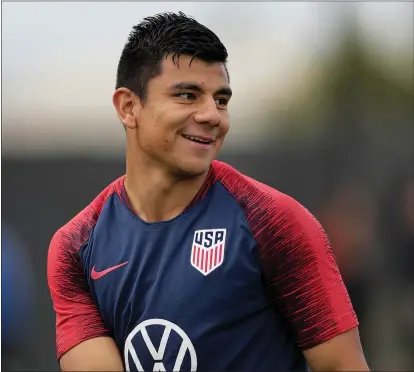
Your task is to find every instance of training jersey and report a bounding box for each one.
[47,160,358,372]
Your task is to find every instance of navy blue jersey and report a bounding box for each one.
[48,161,358,372]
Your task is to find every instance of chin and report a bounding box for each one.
[173,158,212,179]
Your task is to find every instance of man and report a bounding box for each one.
[47,12,369,372]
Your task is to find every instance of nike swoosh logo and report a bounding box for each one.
[91,261,129,280]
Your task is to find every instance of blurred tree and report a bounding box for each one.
[268,10,413,144]
[259,8,413,202]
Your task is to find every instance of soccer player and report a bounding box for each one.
[47,12,369,372]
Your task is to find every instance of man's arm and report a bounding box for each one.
[47,230,124,371]
[60,337,123,371]
[256,194,369,371]
[303,328,368,371]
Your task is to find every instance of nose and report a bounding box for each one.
[193,98,221,126]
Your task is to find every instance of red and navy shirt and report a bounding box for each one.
[47,160,358,372]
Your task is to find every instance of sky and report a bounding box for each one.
[2,2,412,157]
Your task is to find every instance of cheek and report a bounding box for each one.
[151,130,181,158]
[152,107,183,138]
[139,108,174,145]
[220,115,230,136]
[144,127,172,150]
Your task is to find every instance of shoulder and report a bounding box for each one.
[212,160,323,241]
[212,160,304,215]
[213,162,360,349]
[49,176,125,256]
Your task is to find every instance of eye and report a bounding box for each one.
[215,98,229,107]
[176,92,196,100]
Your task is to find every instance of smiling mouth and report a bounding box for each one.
[181,134,214,145]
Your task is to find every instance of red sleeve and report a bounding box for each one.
[46,180,122,360]
[215,161,358,350]
[250,191,358,349]
[47,229,110,360]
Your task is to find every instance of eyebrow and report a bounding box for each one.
[170,82,233,97]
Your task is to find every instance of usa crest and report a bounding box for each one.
[191,229,226,276]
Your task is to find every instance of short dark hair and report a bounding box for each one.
[115,12,229,101]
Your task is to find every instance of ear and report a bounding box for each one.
[112,88,141,129]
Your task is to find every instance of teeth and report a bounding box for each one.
[183,135,211,143]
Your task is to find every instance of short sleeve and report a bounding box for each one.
[212,161,359,350]
[253,194,359,350]
[47,231,110,360]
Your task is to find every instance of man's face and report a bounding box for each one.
[132,55,231,177]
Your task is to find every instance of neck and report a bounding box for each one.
[124,153,208,223]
